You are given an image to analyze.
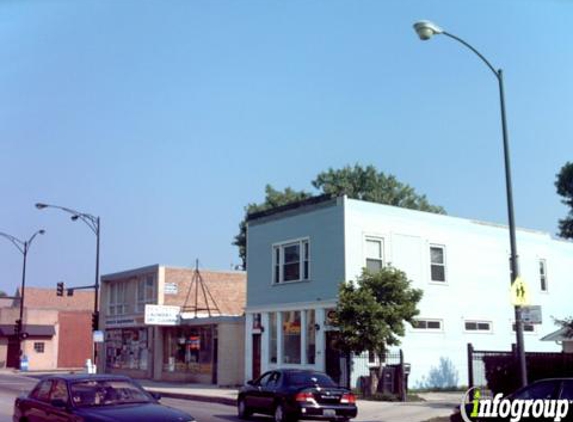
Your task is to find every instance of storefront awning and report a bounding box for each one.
[0,324,55,337]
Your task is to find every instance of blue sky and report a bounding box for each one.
[1,0,572,293]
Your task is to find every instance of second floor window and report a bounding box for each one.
[430,245,446,282]
[273,239,310,284]
[136,275,157,312]
[109,281,127,315]
[539,259,548,292]
[365,237,384,272]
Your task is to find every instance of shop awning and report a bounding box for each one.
[0,324,55,337]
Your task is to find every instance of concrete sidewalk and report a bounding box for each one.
[140,379,460,422]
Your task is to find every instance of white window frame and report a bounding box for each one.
[364,236,385,272]
[411,318,443,332]
[136,274,157,312]
[539,259,548,292]
[109,281,128,316]
[429,244,447,283]
[272,238,310,284]
[464,320,493,333]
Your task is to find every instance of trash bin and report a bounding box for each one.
[20,355,29,372]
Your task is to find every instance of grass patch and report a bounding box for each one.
[359,392,426,402]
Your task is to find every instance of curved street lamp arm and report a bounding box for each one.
[36,203,98,235]
[27,230,45,249]
[0,232,25,254]
[442,31,500,79]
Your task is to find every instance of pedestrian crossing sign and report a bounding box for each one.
[511,277,530,306]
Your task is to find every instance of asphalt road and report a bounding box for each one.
[0,372,248,422]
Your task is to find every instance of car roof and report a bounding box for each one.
[39,374,134,383]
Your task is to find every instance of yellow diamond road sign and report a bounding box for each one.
[511,276,530,306]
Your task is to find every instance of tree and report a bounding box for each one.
[555,162,573,239]
[234,164,446,268]
[313,164,446,214]
[233,185,311,268]
[333,267,423,357]
[0,291,6,297]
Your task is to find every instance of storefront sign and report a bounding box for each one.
[93,330,104,343]
[164,283,179,295]
[144,304,181,325]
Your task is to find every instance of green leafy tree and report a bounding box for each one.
[556,162,573,239]
[0,291,6,297]
[233,185,311,268]
[234,164,446,268]
[333,267,423,357]
[333,267,423,394]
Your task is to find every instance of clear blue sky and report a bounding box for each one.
[1,0,572,293]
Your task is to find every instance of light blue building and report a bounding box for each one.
[243,195,573,387]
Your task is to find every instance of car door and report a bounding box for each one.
[245,372,273,411]
[46,380,72,422]
[259,371,281,411]
[26,380,53,422]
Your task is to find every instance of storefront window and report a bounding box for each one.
[105,328,149,370]
[306,309,316,364]
[282,311,301,364]
[163,326,214,374]
[269,313,277,364]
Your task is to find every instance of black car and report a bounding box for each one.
[13,374,196,422]
[237,369,358,422]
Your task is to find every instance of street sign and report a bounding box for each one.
[164,283,179,295]
[93,330,104,343]
[510,277,530,306]
[144,304,180,325]
[521,305,542,324]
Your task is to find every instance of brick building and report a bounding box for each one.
[100,265,246,386]
[0,287,94,370]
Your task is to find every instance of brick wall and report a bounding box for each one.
[57,311,92,368]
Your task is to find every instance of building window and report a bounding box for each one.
[365,237,384,272]
[539,259,548,292]
[269,313,277,364]
[136,274,157,312]
[282,311,301,364]
[430,245,446,282]
[412,319,442,331]
[513,323,535,333]
[305,310,316,365]
[109,281,127,315]
[465,321,492,332]
[105,328,149,370]
[272,239,310,284]
[34,342,45,353]
[162,326,213,373]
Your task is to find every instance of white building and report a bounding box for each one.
[244,195,573,387]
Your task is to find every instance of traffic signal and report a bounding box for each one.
[14,319,21,336]
[92,311,99,331]
[56,281,64,297]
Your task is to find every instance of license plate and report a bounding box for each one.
[323,409,336,417]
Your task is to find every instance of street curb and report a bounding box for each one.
[145,389,236,407]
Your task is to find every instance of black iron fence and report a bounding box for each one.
[352,350,407,401]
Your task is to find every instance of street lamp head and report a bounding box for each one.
[35,203,48,210]
[413,20,443,40]
[38,230,45,235]
[71,215,79,221]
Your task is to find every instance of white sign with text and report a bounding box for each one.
[144,304,181,325]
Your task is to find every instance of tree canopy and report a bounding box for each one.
[332,267,423,357]
[233,164,446,268]
[555,162,573,239]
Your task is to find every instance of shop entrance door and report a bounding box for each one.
[212,337,218,384]
[325,331,349,387]
[7,336,19,368]
[252,333,261,380]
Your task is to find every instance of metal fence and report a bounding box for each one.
[352,350,406,400]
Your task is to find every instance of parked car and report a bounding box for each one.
[451,378,573,422]
[13,374,196,422]
[237,369,358,422]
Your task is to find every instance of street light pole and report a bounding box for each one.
[35,203,101,364]
[413,20,528,387]
[0,229,45,368]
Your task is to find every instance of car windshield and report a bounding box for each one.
[286,372,337,387]
[70,379,153,407]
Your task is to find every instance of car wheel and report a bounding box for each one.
[274,403,291,422]
[238,398,252,419]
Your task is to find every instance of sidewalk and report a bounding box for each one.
[140,379,461,422]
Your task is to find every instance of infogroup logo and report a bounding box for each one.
[460,387,570,422]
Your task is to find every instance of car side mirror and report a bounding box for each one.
[150,392,161,401]
[50,399,67,409]
[247,380,255,386]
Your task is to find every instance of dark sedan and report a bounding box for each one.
[237,369,358,422]
[13,374,196,422]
